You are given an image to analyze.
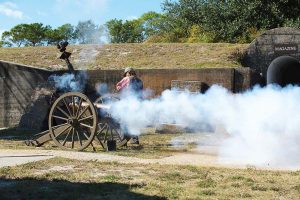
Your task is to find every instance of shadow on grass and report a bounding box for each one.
[0,127,36,141]
[0,177,166,200]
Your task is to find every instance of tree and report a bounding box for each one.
[74,20,103,44]
[161,0,205,41]
[1,25,27,47]
[106,19,123,43]
[23,23,50,46]
[58,24,75,42]
[45,24,75,45]
[140,12,165,38]
[162,0,300,43]
[1,31,13,47]
[121,20,144,43]
[106,19,144,43]
[45,28,63,45]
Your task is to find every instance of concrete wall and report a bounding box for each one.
[234,67,264,93]
[0,61,52,128]
[87,68,258,95]
[0,60,260,128]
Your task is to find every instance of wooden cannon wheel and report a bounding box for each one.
[94,94,130,148]
[48,92,97,151]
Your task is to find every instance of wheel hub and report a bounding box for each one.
[68,118,80,128]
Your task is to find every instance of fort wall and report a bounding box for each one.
[0,60,260,128]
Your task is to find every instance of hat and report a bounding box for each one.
[123,67,134,77]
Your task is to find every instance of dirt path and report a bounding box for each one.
[0,132,295,171]
[0,148,246,169]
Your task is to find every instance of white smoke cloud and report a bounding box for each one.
[95,83,109,95]
[109,85,300,168]
[0,2,24,19]
[49,71,88,92]
[74,45,100,67]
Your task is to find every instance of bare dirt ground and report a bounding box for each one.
[0,130,292,171]
[0,147,239,169]
[0,130,240,169]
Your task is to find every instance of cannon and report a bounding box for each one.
[25,42,131,151]
[26,92,130,151]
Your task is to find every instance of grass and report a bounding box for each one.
[0,157,299,199]
[1,128,300,199]
[0,127,201,159]
[0,43,248,70]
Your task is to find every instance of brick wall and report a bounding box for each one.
[0,60,260,128]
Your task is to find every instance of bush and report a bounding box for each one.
[187,25,216,43]
[284,18,300,29]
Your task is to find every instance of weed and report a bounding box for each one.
[0,43,248,70]
[198,178,216,188]
[201,189,216,196]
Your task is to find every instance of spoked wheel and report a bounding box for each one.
[94,94,130,148]
[49,92,97,151]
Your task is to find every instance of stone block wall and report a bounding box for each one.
[243,27,300,78]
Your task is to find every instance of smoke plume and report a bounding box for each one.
[48,71,88,92]
[109,84,300,168]
[74,45,100,68]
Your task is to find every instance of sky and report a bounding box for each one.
[0,0,165,36]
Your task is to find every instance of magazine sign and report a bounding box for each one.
[274,44,298,55]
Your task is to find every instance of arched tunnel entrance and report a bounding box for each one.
[243,27,300,87]
[267,56,300,87]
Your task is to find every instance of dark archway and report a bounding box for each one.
[267,56,300,87]
[243,27,300,78]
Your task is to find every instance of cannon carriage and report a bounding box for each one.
[26,91,130,151]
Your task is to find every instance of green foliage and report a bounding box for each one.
[2,23,50,46]
[1,20,103,47]
[161,0,300,43]
[45,23,75,45]
[23,23,50,46]
[106,19,123,43]
[45,28,63,45]
[1,23,72,47]
[106,19,144,43]
[121,20,144,43]
[284,18,300,29]
[58,24,75,41]
[1,25,28,47]
[140,11,166,39]
[106,0,300,43]
[2,0,300,46]
[187,25,215,43]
